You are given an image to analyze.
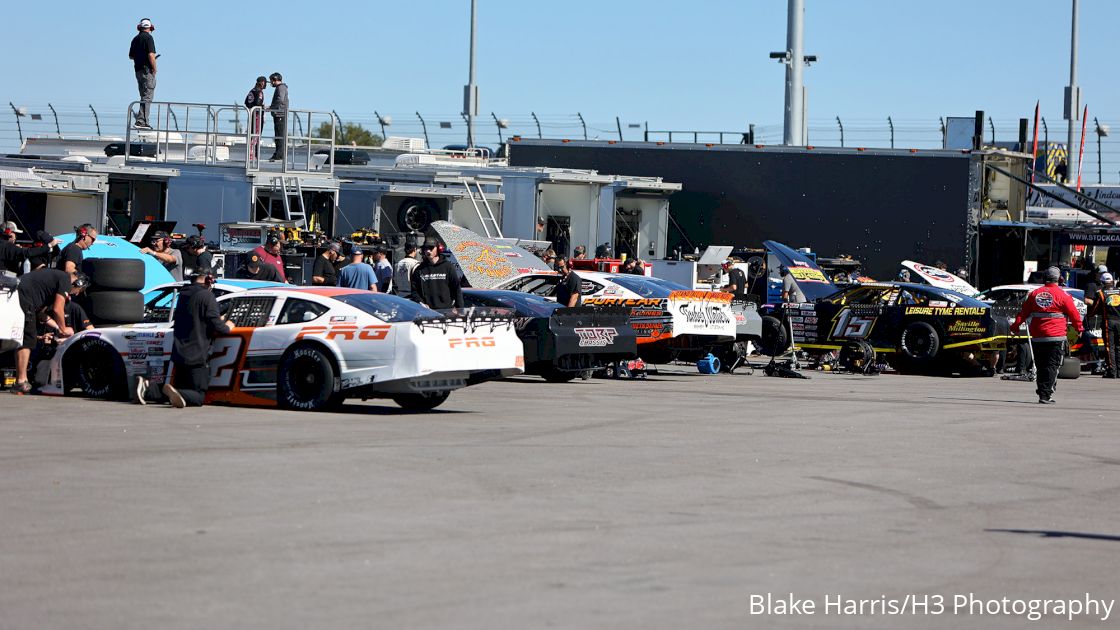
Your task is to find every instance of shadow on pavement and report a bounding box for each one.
[986,528,1120,542]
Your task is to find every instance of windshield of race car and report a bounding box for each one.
[333,293,443,322]
[604,275,690,298]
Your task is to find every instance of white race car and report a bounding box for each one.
[42,287,525,411]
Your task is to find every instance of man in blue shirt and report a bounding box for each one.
[371,246,394,293]
[337,247,379,291]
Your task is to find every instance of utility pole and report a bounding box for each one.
[1065,0,1080,184]
[784,0,805,145]
[464,0,479,149]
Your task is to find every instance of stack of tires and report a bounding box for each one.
[81,259,146,326]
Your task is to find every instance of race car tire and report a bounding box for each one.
[69,339,127,400]
[82,258,145,291]
[278,346,337,411]
[839,339,877,374]
[1058,356,1081,380]
[717,341,749,373]
[88,290,145,324]
[758,316,788,356]
[900,321,940,362]
[541,366,577,383]
[397,198,439,232]
[393,391,451,412]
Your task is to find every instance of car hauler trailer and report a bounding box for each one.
[507,138,1030,283]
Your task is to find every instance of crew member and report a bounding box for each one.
[58,224,97,273]
[140,230,183,281]
[2,222,57,275]
[159,267,232,408]
[128,18,157,129]
[181,236,212,278]
[1012,266,1084,404]
[11,269,82,395]
[1088,272,1120,379]
[748,258,769,304]
[371,246,393,293]
[268,72,289,162]
[237,253,283,282]
[721,259,748,300]
[411,238,464,309]
[336,247,378,291]
[245,76,267,161]
[573,245,588,260]
[250,234,286,282]
[311,242,340,286]
[30,276,93,388]
[554,255,581,307]
[780,266,806,303]
[393,242,420,298]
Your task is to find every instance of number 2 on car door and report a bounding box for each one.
[208,337,245,388]
[831,309,875,339]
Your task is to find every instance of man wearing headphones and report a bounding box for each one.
[268,72,289,162]
[153,267,232,408]
[140,230,183,281]
[11,269,85,395]
[57,224,97,274]
[128,18,157,129]
[1,221,57,275]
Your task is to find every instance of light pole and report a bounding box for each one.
[463,0,479,148]
[1064,0,1080,184]
[375,111,392,140]
[1095,117,1109,185]
[770,0,815,146]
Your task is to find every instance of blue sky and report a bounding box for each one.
[2,0,1118,147]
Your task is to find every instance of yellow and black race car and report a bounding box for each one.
[760,282,1012,375]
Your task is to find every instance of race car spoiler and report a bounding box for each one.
[414,309,516,333]
[549,305,638,362]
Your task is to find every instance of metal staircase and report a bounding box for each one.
[272,176,308,229]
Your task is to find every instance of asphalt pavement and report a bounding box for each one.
[2,365,1119,629]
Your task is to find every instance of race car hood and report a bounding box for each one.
[428,221,555,289]
[763,240,838,302]
[56,234,176,293]
[901,261,981,297]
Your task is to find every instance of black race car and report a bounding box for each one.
[462,289,638,382]
[759,282,1011,374]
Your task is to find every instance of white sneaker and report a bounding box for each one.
[134,375,149,405]
[162,383,186,408]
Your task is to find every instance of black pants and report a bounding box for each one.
[1014,338,1034,374]
[171,362,210,407]
[1032,340,1065,400]
[271,114,286,159]
[1103,320,1120,377]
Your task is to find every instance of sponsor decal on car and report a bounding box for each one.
[296,324,390,341]
[946,320,986,336]
[573,327,619,347]
[903,306,986,316]
[448,337,496,348]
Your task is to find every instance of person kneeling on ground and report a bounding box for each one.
[138,267,231,408]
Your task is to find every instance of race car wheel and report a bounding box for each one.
[82,259,145,291]
[278,346,337,411]
[88,291,145,325]
[541,366,577,383]
[398,198,438,232]
[1058,356,1081,380]
[72,340,127,400]
[900,322,940,362]
[758,316,788,356]
[717,342,749,372]
[393,391,451,412]
[839,339,876,374]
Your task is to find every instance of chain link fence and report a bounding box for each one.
[4,101,1119,184]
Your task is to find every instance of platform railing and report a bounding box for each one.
[246,106,335,175]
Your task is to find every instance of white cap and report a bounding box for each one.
[1102,272,1114,283]
[138,18,153,29]
[1098,264,1109,273]
[2,221,22,234]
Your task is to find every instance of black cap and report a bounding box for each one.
[422,237,440,250]
[247,253,263,265]
[151,230,169,241]
[266,234,281,246]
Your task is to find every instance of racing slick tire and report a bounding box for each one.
[839,339,877,374]
[278,346,338,411]
[82,258,146,291]
[87,290,145,324]
[899,321,940,363]
[540,366,578,383]
[758,316,788,357]
[1058,356,1081,380]
[69,339,128,400]
[397,198,439,232]
[717,341,749,373]
[393,391,451,412]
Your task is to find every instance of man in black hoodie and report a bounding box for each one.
[410,238,464,309]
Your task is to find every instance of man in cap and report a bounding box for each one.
[181,235,212,278]
[1087,272,1120,378]
[573,245,588,260]
[1,221,57,275]
[128,18,158,129]
[370,246,394,293]
[411,238,464,309]
[156,266,232,408]
[57,224,97,274]
[336,246,378,291]
[268,72,289,161]
[1012,266,1084,403]
[10,269,85,395]
[237,252,283,282]
[250,233,287,282]
[311,242,341,286]
[721,258,748,300]
[245,76,267,161]
[780,266,806,304]
[140,230,183,281]
[1083,264,1109,308]
[553,255,581,307]
[393,242,420,299]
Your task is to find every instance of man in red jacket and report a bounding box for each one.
[1012,266,1084,404]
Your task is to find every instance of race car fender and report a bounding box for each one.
[666,291,736,341]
